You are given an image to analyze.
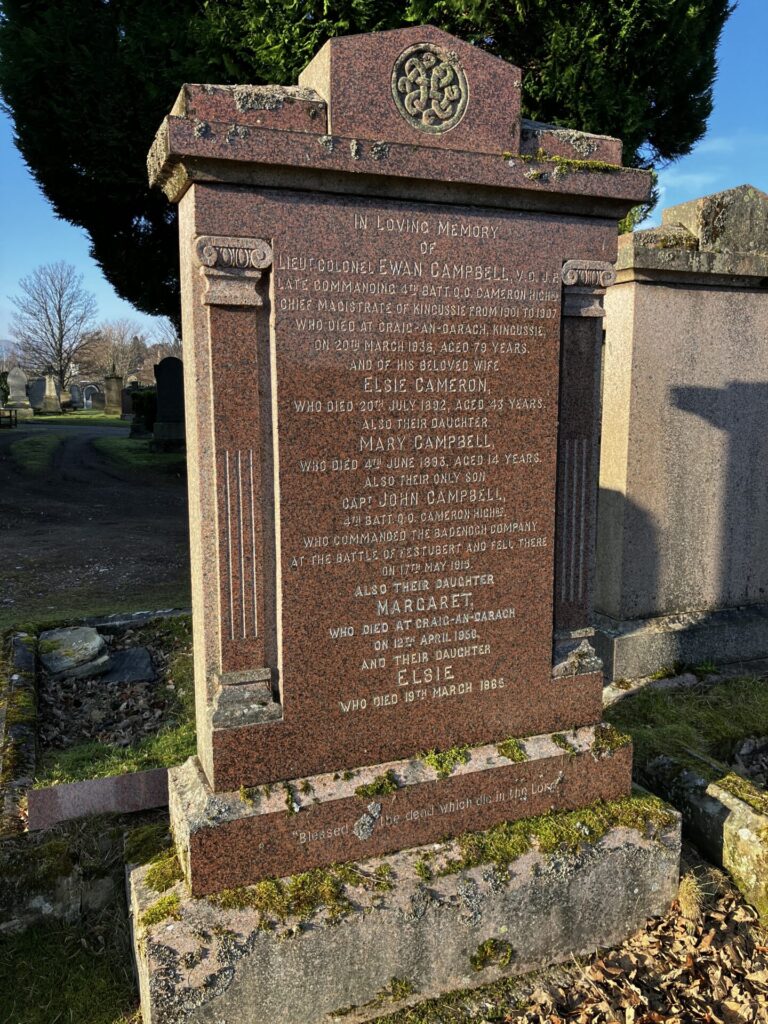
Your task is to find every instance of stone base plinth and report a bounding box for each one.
[595,604,768,681]
[130,795,680,1024]
[8,405,34,421]
[170,724,633,895]
[152,421,185,449]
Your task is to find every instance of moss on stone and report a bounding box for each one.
[373,863,394,891]
[208,865,356,923]
[144,848,184,893]
[552,733,578,756]
[383,977,415,1001]
[503,149,627,175]
[35,838,76,886]
[414,857,433,882]
[470,937,514,971]
[591,723,632,757]
[716,772,768,816]
[4,685,35,724]
[497,737,528,763]
[437,794,675,876]
[355,769,400,798]
[420,745,470,779]
[140,892,181,928]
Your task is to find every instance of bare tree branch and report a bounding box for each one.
[9,261,97,387]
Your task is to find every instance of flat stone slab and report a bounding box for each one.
[27,767,168,832]
[130,800,681,1024]
[38,626,108,678]
[99,647,156,685]
[171,724,633,895]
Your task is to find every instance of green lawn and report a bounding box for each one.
[92,436,186,473]
[0,920,138,1024]
[9,432,64,473]
[34,410,127,427]
[35,616,196,787]
[605,675,768,769]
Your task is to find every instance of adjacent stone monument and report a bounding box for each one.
[70,383,83,408]
[132,26,679,1022]
[40,370,62,414]
[103,365,123,415]
[596,185,768,679]
[6,366,33,421]
[152,356,185,448]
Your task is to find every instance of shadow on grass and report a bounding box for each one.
[92,436,186,474]
[0,917,139,1024]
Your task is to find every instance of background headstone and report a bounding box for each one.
[41,371,62,413]
[152,356,185,448]
[103,368,123,415]
[6,366,34,420]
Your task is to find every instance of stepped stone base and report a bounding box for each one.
[594,604,768,681]
[170,724,633,895]
[130,797,681,1024]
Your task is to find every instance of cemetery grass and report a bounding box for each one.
[33,410,126,427]
[0,424,190,634]
[9,432,65,473]
[0,916,139,1024]
[605,675,768,777]
[93,435,186,473]
[35,615,196,786]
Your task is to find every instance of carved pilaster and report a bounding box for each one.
[196,236,273,306]
[561,260,616,317]
[554,260,615,638]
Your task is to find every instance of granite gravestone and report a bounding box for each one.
[152,356,185,446]
[133,26,681,1023]
[6,367,33,420]
[41,371,61,413]
[147,25,656,893]
[103,367,123,415]
[70,384,83,408]
[596,185,768,679]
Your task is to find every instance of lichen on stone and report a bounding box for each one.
[371,141,390,161]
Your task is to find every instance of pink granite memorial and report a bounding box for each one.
[131,27,679,1024]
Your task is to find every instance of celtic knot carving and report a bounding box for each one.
[391,43,468,134]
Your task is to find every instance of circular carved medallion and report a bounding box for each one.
[391,43,469,134]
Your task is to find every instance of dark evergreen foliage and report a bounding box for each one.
[0,1,733,321]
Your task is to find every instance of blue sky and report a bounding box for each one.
[1,0,766,339]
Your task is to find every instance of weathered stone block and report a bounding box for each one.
[130,798,681,1024]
